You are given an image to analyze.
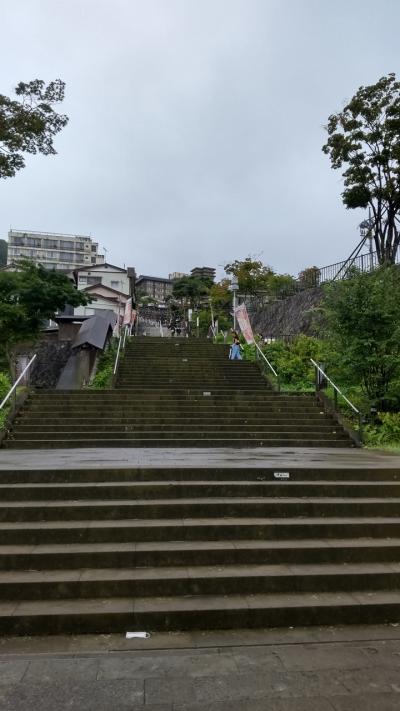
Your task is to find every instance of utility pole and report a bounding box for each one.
[230,275,239,330]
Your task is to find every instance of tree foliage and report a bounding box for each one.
[209,279,232,309]
[0,260,90,361]
[323,74,400,264]
[224,258,274,295]
[0,239,7,267]
[322,266,400,402]
[172,275,210,306]
[224,257,296,298]
[0,79,68,179]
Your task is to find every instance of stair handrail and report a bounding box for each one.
[310,358,363,441]
[0,353,37,410]
[113,329,126,375]
[254,342,280,391]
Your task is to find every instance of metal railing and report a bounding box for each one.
[255,342,280,391]
[246,249,400,311]
[311,358,363,442]
[113,326,130,376]
[0,354,37,411]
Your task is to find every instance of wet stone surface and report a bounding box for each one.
[0,626,400,709]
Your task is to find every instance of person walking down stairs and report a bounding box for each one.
[229,332,242,360]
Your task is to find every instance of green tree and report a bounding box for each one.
[0,260,90,368]
[172,275,210,308]
[323,73,400,264]
[224,258,274,295]
[0,79,68,179]
[322,266,400,402]
[0,239,7,266]
[298,266,320,288]
[224,257,296,300]
[209,279,232,309]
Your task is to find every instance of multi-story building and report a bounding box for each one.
[136,275,173,302]
[190,266,216,282]
[7,229,104,271]
[169,271,187,281]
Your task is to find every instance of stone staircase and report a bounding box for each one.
[5,337,352,448]
[1,464,400,634]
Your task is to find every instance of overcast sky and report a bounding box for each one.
[1,0,399,279]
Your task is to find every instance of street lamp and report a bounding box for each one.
[230,275,239,330]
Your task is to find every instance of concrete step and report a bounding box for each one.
[5,437,352,448]
[2,589,400,635]
[2,480,400,500]
[16,415,337,425]
[0,496,397,522]
[0,516,399,545]
[1,467,398,484]
[0,562,399,601]
[2,537,400,571]
[13,424,343,434]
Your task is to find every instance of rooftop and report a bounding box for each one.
[137,275,172,283]
[9,229,94,240]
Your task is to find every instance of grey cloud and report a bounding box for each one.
[1,0,399,279]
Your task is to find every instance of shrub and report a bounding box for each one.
[89,339,118,389]
[0,372,12,431]
[0,372,11,402]
[259,335,326,389]
[365,412,400,445]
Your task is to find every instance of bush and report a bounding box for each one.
[0,372,11,401]
[89,339,118,389]
[0,372,12,431]
[365,412,400,445]
[259,335,326,389]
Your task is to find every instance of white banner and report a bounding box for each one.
[234,303,254,344]
[123,298,132,325]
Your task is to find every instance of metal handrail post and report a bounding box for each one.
[310,358,363,442]
[359,412,364,443]
[254,342,280,390]
[113,334,122,375]
[310,359,360,415]
[0,354,37,410]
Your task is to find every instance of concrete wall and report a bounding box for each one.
[57,348,96,389]
[30,341,72,389]
[250,287,324,338]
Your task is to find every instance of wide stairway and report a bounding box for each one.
[5,337,351,448]
[1,464,400,634]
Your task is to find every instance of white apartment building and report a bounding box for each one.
[7,229,104,271]
[73,263,129,294]
[72,263,130,320]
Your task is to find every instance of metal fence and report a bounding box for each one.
[246,249,399,311]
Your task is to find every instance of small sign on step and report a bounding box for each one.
[203,391,211,396]
[274,472,290,479]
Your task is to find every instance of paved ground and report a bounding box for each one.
[0,446,399,470]
[1,625,400,709]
